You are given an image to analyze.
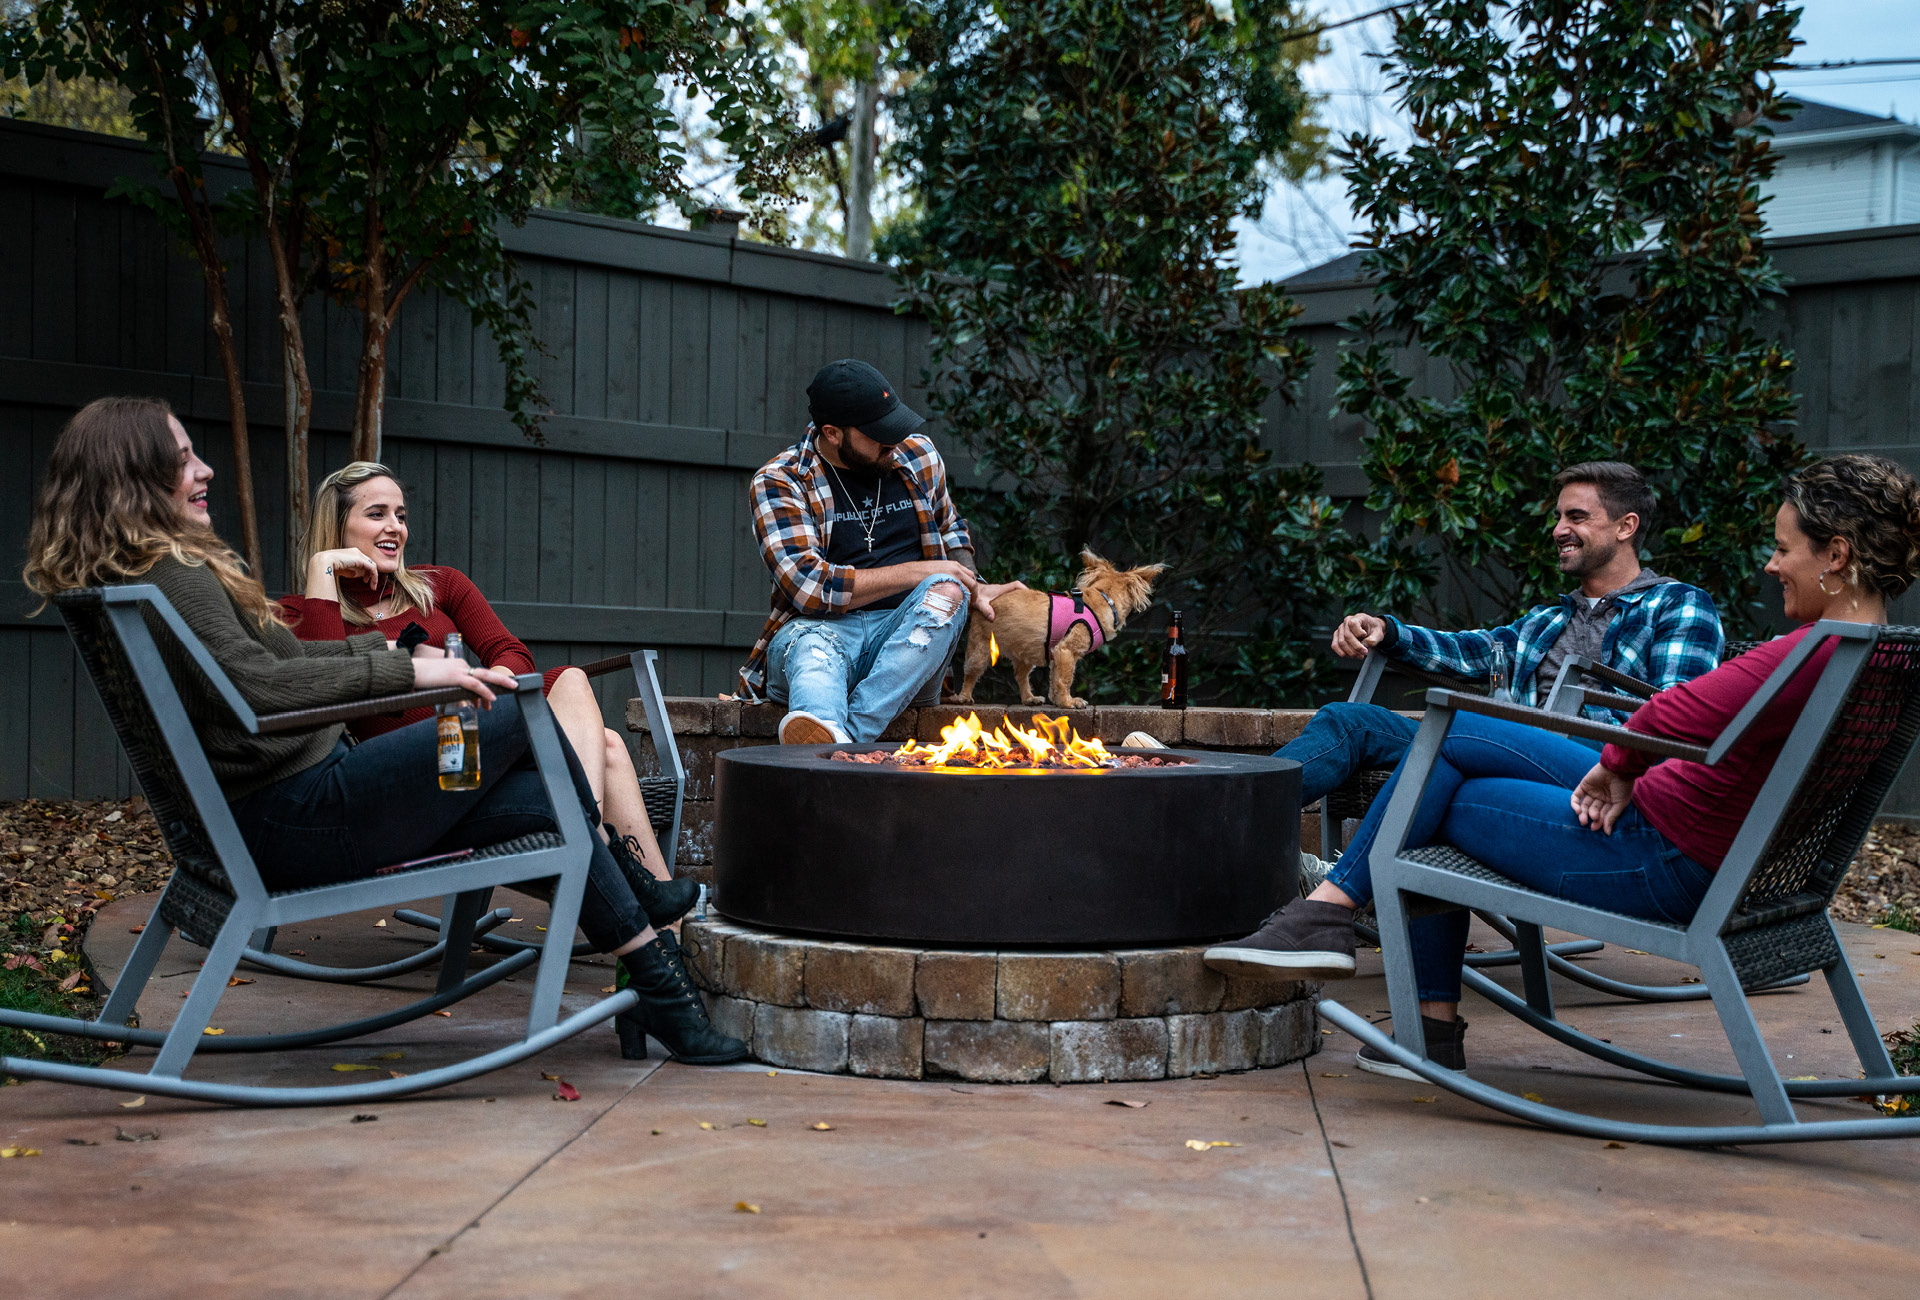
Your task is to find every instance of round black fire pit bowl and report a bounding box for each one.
[713,745,1300,947]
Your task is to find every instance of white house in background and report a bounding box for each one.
[1763,99,1920,236]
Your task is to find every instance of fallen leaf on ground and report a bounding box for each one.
[1184,1140,1236,1150]
[372,1051,404,1061]
[374,919,387,928]
[699,1122,717,1130]
[128,925,143,934]
[1522,1092,1546,1103]
[117,1097,145,1109]
[331,1063,379,1073]
[226,977,254,987]
[1604,1141,1627,1149]
[767,1070,777,1076]
[1412,1097,1437,1104]
[651,1128,662,1135]
[202,1028,225,1036]
[287,950,305,957]
[1788,1075,1819,1081]
[1416,1196,1430,1204]
[432,1010,452,1017]
[57,970,84,992]
[65,1138,99,1146]
[115,1127,158,1143]
[1104,1099,1149,1108]
[1623,949,1650,956]
[387,1070,409,1079]
[540,1072,562,1081]
[1329,1140,1352,1149]
[810,1122,834,1131]
[535,926,548,932]
[734,1201,760,1214]
[352,1114,378,1123]
[746,1118,767,1127]
[552,1081,580,1102]
[1,1147,42,1157]
[601,984,617,994]
[1320,1073,1348,1079]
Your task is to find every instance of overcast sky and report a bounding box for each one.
[1234,0,1920,285]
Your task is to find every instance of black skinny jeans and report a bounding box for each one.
[228,694,647,951]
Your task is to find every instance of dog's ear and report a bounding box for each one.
[1108,563,1166,616]
[1075,548,1113,589]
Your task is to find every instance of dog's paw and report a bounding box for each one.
[944,692,974,705]
[1020,694,1047,706]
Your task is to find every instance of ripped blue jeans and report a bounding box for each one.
[765,573,968,741]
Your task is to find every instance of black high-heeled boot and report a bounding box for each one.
[604,824,699,928]
[616,933,748,1064]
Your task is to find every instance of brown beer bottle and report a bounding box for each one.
[436,632,482,791]
[1159,611,1188,709]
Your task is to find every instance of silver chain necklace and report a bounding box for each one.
[824,460,881,552]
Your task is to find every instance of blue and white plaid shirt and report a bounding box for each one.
[1383,578,1724,719]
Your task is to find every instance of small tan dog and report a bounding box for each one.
[948,550,1166,709]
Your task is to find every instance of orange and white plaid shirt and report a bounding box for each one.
[737,426,971,700]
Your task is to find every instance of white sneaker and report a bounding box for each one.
[779,710,851,745]
[1297,851,1334,898]
[1121,731,1168,749]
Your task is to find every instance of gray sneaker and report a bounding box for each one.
[1297,851,1334,899]
[1204,898,1357,980]
[1355,1015,1468,1082]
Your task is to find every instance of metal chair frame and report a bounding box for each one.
[0,586,637,1106]
[1323,620,1920,1144]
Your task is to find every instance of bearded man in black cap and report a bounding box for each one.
[738,358,1027,743]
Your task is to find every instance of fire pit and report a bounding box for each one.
[713,714,1300,946]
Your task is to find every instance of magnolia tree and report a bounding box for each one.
[1337,0,1805,631]
[895,0,1366,706]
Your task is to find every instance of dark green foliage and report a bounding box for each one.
[895,0,1359,706]
[1337,0,1805,632]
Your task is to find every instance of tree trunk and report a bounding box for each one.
[168,175,261,576]
[263,227,315,577]
[352,239,391,465]
[846,77,878,260]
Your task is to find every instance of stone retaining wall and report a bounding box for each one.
[628,699,1322,881]
[681,917,1321,1083]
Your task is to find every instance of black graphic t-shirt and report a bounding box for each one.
[824,464,921,612]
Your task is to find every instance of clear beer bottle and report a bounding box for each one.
[436,632,482,791]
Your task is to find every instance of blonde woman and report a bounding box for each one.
[280,461,681,908]
[23,400,743,1063]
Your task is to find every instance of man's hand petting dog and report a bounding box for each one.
[1330,612,1390,659]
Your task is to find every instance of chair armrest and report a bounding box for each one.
[253,674,543,735]
[1562,654,1659,699]
[1573,687,1651,714]
[1428,689,1711,763]
[575,653,633,680]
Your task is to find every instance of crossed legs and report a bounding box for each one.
[546,667,673,883]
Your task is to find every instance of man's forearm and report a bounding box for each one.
[846,560,968,610]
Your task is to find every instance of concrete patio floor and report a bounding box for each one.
[2,894,1916,1300]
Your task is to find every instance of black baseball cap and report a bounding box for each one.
[806,359,925,445]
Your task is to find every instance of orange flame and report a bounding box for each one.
[988,633,999,667]
[895,712,1113,771]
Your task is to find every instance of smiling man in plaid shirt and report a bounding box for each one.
[739,359,1026,744]
[1278,461,1724,835]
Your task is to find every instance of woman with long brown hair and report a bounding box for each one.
[280,460,676,896]
[22,396,744,1064]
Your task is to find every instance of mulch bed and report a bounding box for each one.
[1830,822,1920,926]
[2,797,173,1063]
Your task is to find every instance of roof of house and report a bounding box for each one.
[1767,100,1898,136]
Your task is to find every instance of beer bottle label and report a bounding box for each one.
[437,714,465,775]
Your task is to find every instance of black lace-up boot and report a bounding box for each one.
[615,932,747,1064]
[604,823,699,928]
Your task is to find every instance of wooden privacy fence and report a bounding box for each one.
[5,117,1920,807]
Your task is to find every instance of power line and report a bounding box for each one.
[1780,58,1920,71]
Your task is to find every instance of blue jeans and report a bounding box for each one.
[1325,713,1712,1003]
[228,695,647,952]
[766,573,968,741]
[1277,702,1421,807]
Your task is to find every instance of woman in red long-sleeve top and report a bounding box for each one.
[280,461,675,888]
[1204,454,1920,1080]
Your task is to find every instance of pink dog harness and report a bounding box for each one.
[1045,589,1117,658]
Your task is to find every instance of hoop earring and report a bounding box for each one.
[1817,571,1843,597]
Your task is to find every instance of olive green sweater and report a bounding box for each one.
[143,555,416,799]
